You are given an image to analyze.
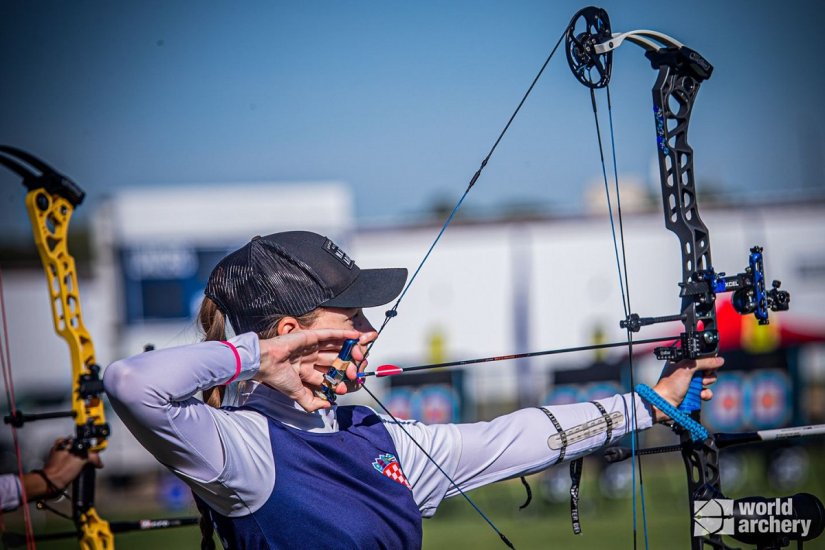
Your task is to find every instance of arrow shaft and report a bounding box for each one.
[361,335,680,378]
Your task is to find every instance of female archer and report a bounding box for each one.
[103,230,722,549]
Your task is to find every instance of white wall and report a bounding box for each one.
[4,195,824,473]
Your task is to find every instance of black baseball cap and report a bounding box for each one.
[205,231,407,334]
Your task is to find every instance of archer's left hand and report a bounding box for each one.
[650,356,724,423]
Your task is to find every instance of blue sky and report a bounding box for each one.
[1,1,823,241]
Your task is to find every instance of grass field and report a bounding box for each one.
[5,450,825,549]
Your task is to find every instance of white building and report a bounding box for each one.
[3,182,825,475]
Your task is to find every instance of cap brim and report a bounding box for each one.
[321,268,408,309]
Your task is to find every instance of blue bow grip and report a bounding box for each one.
[677,374,703,413]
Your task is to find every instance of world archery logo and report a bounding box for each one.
[694,497,814,539]
[694,499,735,536]
[372,453,412,489]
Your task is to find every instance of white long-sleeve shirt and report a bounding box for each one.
[0,473,22,512]
[103,332,653,518]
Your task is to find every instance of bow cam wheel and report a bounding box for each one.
[565,6,613,89]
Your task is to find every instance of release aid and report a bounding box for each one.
[314,339,358,403]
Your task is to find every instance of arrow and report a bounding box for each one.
[358,335,680,378]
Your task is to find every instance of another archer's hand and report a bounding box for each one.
[22,438,103,501]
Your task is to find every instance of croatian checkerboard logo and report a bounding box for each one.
[372,453,411,489]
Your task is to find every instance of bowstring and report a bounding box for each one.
[373,28,567,342]
[352,29,568,548]
[0,268,36,549]
[587,84,649,549]
[606,85,650,550]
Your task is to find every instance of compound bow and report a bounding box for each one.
[353,5,823,550]
[0,146,112,548]
[0,146,198,549]
[563,7,821,549]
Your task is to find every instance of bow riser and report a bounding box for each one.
[651,58,713,287]
[649,50,720,413]
[646,48,731,550]
[24,190,108,448]
[682,439,729,550]
[23,187,113,549]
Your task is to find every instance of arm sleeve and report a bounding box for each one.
[0,473,21,512]
[103,332,275,515]
[384,393,652,516]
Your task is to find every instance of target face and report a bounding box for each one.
[745,370,791,429]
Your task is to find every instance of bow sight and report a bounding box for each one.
[621,245,791,363]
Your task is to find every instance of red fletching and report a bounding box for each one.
[375,364,403,377]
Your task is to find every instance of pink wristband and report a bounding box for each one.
[220,341,242,385]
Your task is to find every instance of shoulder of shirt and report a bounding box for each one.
[376,412,421,427]
[214,406,269,432]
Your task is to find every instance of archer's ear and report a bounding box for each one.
[276,317,300,335]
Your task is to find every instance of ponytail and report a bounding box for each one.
[194,497,218,550]
[194,297,225,548]
[198,297,228,408]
